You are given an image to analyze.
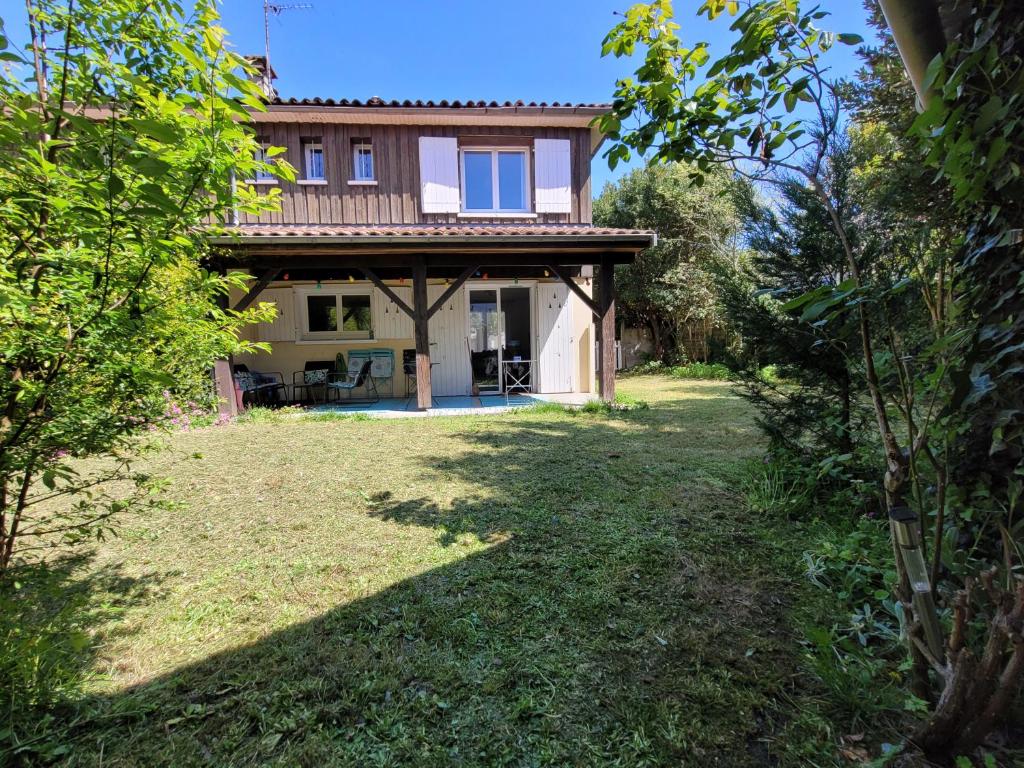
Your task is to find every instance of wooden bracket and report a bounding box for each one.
[361,268,415,319]
[547,264,600,319]
[428,265,477,319]
[232,269,280,312]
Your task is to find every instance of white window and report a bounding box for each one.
[352,139,374,181]
[460,148,529,213]
[302,139,325,181]
[252,138,276,183]
[298,287,373,341]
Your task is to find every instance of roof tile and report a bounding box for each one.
[270,97,610,110]
[213,223,653,240]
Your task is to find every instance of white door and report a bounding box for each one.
[537,283,574,393]
[428,284,471,396]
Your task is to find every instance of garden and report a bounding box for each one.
[2,0,1022,765]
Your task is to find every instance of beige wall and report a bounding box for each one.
[229,277,594,398]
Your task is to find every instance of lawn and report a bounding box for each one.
[47,377,835,766]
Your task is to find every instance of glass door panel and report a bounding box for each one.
[469,289,500,392]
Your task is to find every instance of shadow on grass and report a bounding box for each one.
[30,393,823,767]
[2,553,168,760]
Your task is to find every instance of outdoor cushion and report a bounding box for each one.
[304,368,327,385]
[234,371,256,391]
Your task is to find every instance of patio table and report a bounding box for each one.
[501,359,533,404]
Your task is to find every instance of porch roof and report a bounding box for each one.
[210,223,654,245]
[208,224,656,265]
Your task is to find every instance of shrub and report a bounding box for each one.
[667,362,732,380]
[743,457,817,519]
[799,519,907,727]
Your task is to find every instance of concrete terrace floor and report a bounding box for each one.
[308,392,597,418]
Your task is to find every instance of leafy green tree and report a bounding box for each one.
[593,163,739,362]
[599,0,1023,758]
[0,0,285,573]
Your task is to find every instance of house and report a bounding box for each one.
[208,60,655,412]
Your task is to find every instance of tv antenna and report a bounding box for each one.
[264,1,313,72]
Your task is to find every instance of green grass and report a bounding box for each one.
[32,377,838,767]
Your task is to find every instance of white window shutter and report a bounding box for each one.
[418,136,460,213]
[534,138,572,213]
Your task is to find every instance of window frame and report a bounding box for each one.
[301,138,326,183]
[459,147,531,214]
[351,139,375,182]
[296,286,374,341]
[250,138,277,184]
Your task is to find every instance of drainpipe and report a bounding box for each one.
[876,0,947,110]
[229,168,239,226]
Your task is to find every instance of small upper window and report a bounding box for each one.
[461,149,528,213]
[352,138,374,181]
[302,138,325,181]
[252,137,275,182]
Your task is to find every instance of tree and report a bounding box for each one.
[0,0,286,573]
[718,138,868,460]
[599,0,1022,759]
[593,163,739,362]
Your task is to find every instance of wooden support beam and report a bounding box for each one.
[361,268,415,319]
[598,254,616,403]
[548,264,600,319]
[213,359,238,418]
[213,280,239,418]
[428,265,477,319]
[412,257,432,411]
[232,269,280,312]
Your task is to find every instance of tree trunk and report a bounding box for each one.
[649,316,666,363]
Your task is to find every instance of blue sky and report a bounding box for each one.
[0,0,875,192]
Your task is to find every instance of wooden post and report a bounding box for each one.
[212,272,239,418]
[412,256,432,410]
[213,358,238,418]
[599,255,616,402]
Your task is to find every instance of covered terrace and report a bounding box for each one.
[207,224,655,414]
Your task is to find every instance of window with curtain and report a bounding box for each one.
[302,138,325,181]
[352,139,374,181]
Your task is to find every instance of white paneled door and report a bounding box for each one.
[428,284,472,396]
[536,282,574,393]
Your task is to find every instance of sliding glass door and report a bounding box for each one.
[468,286,532,393]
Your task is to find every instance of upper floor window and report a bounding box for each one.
[461,149,529,213]
[251,137,276,183]
[302,138,325,182]
[352,138,374,182]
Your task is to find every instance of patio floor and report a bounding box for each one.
[307,392,596,418]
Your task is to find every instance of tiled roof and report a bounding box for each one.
[270,97,610,110]
[211,224,654,240]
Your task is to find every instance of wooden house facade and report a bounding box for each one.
[210,66,654,411]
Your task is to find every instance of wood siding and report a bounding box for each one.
[240,124,593,226]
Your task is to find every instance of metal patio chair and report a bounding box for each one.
[233,364,288,407]
[326,358,379,405]
[402,348,417,397]
[292,360,334,405]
